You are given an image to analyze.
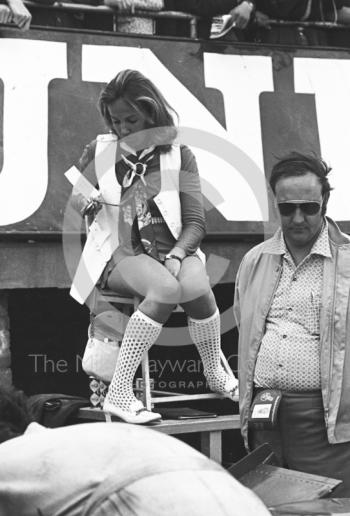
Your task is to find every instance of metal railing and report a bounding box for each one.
[261,18,349,29]
[20,2,350,39]
[24,2,199,37]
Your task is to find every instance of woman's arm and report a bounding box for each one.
[171,145,206,259]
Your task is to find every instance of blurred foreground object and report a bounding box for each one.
[0,0,31,29]
[0,419,272,515]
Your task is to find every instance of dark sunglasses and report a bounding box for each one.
[277,200,323,216]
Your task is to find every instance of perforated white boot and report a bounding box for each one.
[188,309,238,400]
[103,309,162,424]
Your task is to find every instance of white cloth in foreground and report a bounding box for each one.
[0,422,270,516]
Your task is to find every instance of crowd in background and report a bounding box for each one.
[1,0,350,46]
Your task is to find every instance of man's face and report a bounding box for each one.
[275,172,325,249]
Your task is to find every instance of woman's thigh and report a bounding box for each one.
[107,254,181,304]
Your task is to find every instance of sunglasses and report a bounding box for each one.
[277,200,323,216]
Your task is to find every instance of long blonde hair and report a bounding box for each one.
[99,69,178,152]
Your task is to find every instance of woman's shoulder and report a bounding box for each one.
[83,133,117,155]
[179,144,194,157]
[178,145,198,172]
[160,144,196,167]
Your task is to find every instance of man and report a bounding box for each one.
[254,0,350,23]
[0,385,270,515]
[234,152,350,496]
[156,0,255,38]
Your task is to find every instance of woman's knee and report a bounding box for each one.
[180,273,211,304]
[148,278,181,305]
[181,290,217,319]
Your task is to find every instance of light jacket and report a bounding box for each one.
[233,217,350,449]
[70,133,204,304]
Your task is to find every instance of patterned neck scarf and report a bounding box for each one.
[121,146,155,188]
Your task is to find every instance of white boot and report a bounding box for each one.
[188,309,238,400]
[104,309,162,424]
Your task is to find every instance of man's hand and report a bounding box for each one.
[7,0,32,30]
[229,1,254,29]
[0,4,12,25]
[254,10,271,28]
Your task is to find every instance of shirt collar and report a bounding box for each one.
[264,218,331,258]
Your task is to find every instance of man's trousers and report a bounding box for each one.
[250,390,350,497]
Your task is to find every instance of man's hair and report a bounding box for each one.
[0,385,33,444]
[269,151,333,196]
[98,69,177,152]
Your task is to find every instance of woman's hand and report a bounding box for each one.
[164,258,181,278]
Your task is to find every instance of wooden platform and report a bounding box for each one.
[79,407,240,464]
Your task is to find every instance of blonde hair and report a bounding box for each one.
[99,69,178,151]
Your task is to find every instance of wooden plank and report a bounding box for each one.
[150,393,226,403]
[78,407,240,433]
[150,415,240,434]
[78,408,240,462]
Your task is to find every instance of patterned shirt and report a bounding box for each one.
[254,220,331,391]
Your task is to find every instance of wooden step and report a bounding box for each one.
[78,407,240,463]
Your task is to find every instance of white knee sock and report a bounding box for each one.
[106,309,162,411]
[188,308,232,393]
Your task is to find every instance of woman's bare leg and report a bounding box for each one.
[107,254,180,323]
[104,255,180,420]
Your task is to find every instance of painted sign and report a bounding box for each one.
[0,28,349,235]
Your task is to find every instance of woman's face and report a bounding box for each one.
[108,98,148,146]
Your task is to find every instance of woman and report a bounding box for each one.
[72,69,237,424]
